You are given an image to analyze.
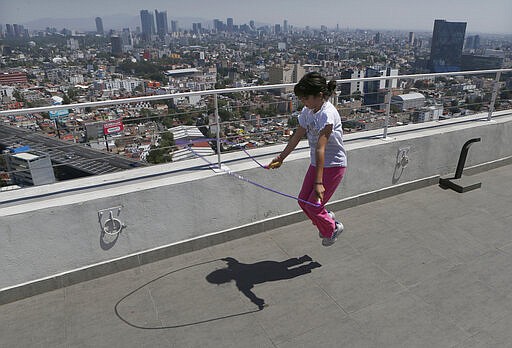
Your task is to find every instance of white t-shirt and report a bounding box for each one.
[298,101,347,168]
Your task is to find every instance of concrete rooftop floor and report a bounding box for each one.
[1,164,512,347]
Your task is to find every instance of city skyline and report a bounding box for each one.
[1,0,511,34]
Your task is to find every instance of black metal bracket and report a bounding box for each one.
[439,138,482,193]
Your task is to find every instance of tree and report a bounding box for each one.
[287,116,299,128]
[62,93,71,105]
[351,91,362,100]
[67,88,78,101]
[13,90,25,102]
[140,108,152,122]
[160,131,175,148]
[231,92,244,100]
[132,84,144,95]
[466,96,482,111]
[161,115,174,129]
[390,104,401,113]
[449,100,461,114]
[148,72,166,83]
[215,81,226,89]
[146,147,172,164]
[414,80,427,89]
[218,108,234,122]
[146,131,175,164]
[500,88,511,100]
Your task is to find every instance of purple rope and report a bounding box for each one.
[183,141,321,208]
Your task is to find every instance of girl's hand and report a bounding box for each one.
[266,157,282,169]
[315,183,325,203]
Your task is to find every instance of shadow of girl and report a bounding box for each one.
[206,255,321,309]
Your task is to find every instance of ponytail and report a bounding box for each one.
[326,80,337,98]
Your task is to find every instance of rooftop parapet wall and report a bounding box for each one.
[1,112,512,301]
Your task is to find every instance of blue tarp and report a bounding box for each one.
[10,145,31,153]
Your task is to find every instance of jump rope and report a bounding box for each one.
[178,138,321,208]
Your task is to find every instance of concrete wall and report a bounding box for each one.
[1,113,512,299]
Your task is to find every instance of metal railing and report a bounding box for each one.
[0,68,511,184]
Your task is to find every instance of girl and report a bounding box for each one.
[268,72,347,247]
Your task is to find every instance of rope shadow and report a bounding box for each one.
[114,255,321,329]
[114,259,257,330]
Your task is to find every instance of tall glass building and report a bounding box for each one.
[155,10,168,39]
[429,19,467,72]
[95,17,104,35]
[140,10,155,41]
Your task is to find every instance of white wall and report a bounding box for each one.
[1,113,512,301]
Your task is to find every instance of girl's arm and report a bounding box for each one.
[267,126,306,168]
[314,124,333,202]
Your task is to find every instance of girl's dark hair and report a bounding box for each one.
[294,72,337,99]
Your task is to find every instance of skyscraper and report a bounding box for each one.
[111,36,123,57]
[5,24,14,38]
[473,35,481,49]
[13,24,24,38]
[155,10,168,39]
[140,10,155,41]
[363,66,398,107]
[121,28,133,49]
[340,69,365,97]
[465,35,481,51]
[429,19,467,73]
[408,32,415,46]
[192,23,202,34]
[213,19,224,32]
[171,20,178,33]
[227,18,234,32]
[374,32,381,44]
[95,17,104,35]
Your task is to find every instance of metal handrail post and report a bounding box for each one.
[383,88,392,139]
[214,94,221,169]
[487,71,502,121]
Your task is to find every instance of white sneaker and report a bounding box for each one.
[322,221,344,247]
[319,211,336,238]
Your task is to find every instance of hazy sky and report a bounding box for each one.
[1,0,511,34]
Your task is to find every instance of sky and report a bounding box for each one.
[0,0,511,34]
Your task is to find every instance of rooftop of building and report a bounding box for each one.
[392,92,426,100]
[1,164,511,347]
[1,68,511,347]
[10,151,41,161]
[0,124,143,175]
[165,68,202,75]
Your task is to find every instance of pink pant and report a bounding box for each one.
[298,165,346,238]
